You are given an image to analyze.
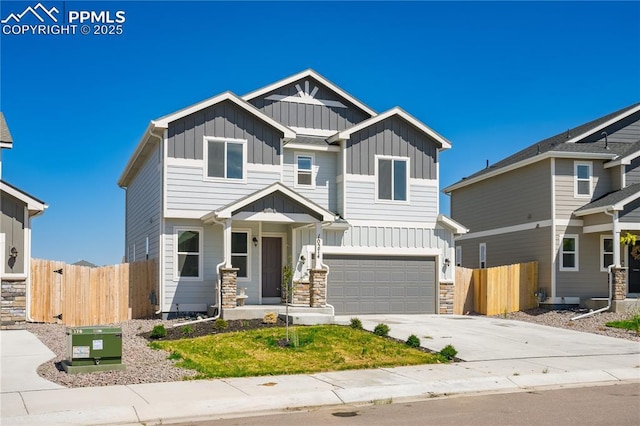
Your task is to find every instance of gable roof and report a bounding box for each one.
[574,183,640,216]
[242,69,377,118]
[202,182,336,222]
[327,107,452,150]
[444,103,640,193]
[1,180,47,214]
[0,112,14,149]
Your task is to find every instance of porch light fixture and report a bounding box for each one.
[252,237,258,247]
[9,247,18,258]
[444,258,451,267]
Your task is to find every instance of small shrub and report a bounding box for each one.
[350,317,363,329]
[150,324,167,339]
[181,325,193,337]
[406,334,421,348]
[168,351,182,360]
[373,323,390,337]
[214,318,228,331]
[439,344,458,360]
[263,312,278,324]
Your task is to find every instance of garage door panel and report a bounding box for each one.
[325,255,436,315]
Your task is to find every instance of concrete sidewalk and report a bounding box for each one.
[1,316,639,425]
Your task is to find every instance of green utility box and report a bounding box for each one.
[62,326,126,374]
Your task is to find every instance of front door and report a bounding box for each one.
[628,244,640,293]
[262,237,283,298]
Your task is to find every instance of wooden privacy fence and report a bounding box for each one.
[454,262,538,316]
[30,259,157,326]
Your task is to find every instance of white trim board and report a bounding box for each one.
[288,127,340,138]
[322,246,442,256]
[284,142,340,152]
[456,220,553,241]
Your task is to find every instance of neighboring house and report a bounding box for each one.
[1,112,47,329]
[444,103,640,309]
[119,69,466,318]
[72,260,98,268]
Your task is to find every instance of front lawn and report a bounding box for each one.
[150,325,445,378]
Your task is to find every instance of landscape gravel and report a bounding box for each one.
[25,307,640,388]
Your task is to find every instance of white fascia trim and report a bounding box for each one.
[583,223,613,234]
[154,92,295,139]
[329,107,452,150]
[619,223,640,231]
[0,142,12,149]
[456,220,553,241]
[241,69,377,117]
[206,182,335,222]
[604,149,640,168]
[233,211,319,223]
[437,214,469,234]
[288,127,340,138]
[0,182,46,212]
[444,151,617,193]
[284,142,340,152]
[323,246,441,256]
[576,191,640,217]
[166,210,208,219]
[347,219,437,228]
[564,104,640,144]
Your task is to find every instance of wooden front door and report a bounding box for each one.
[628,245,640,293]
[262,237,283,298]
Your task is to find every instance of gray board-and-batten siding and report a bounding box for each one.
[167,100,283,165]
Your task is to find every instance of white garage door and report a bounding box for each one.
[324,255,436,315]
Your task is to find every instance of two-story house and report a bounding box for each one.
[444,103,640,310]
[1,112,47,329]
[119,70,466,319]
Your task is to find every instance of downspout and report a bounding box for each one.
[174,216,227,327]
[571,208,617,320]
[149,128,165,315]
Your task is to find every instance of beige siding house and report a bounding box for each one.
[445,103,640,309]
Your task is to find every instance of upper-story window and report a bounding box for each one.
[376,155,409,202]
[295,154,314,188]
[205,137,247,181]
[574,161,592,197]
[175,227,202,280]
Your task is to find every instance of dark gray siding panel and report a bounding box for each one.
[325,255,436,314]
[249,77,370,131]
[346,116,438,179]
[582,111,640,144]
[1,193,25,274]
[456,227,551,298]
[625,157,640,186]
[451,160,552,232]
[234,192,322,219]
[167,100,282,165]
[620,198,640,223]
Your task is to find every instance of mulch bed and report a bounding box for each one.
[140,317,288,341]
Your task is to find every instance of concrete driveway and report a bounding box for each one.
[335,314,640,363]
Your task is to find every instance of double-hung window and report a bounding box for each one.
[176,227,202,279]
[295,154,314,187]
[231,231,249,280]
[601,236,614,272]
[205,137,246,181]
[574,162,592,197]
[377,156,408,202]
[560,235,579,271]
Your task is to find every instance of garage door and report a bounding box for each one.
[324,255,436,315]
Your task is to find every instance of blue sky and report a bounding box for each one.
[1,1,639,266]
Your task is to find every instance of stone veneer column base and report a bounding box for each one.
[309,269,328,308]
[220,268,239,309]
[1,279,27,330]
[292,281,310,305]
[612,267,628,301]
[439,282,454,314]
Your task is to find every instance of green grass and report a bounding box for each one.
[606,315,640,333]
[149,325,444,379]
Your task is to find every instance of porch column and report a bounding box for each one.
[224,219,232,268]
[612,211,621,267]
[309,268,327,307]
[220,267,239,309]
[314,222,322,269]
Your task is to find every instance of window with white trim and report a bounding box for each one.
[456,246,462,267]
[560,235,579,271]
[574,162,592,197]
[601,236,614,272]
[231,231,249,279]
[295,154,314,187]
[175,227,202,279]
[205,137,246,180]
[479,243,486,269]
[377,156,408,201]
